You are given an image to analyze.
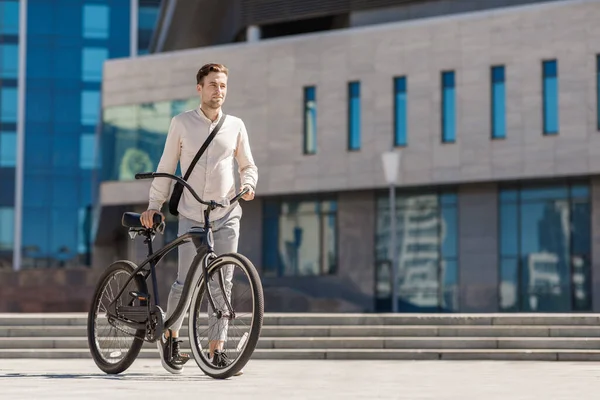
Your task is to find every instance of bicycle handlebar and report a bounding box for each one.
[134,172,249,209]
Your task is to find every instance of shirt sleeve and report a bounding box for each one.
[235,119,258,191]
[148,116,181,210]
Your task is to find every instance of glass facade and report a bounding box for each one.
[543,60,558,135]
[348,81,360,151]
[0,0,19,269]
[394,76,407,147]
[138,0,160,55]
[100,97,196,181]
[262,198,337,277]
[375,191,459,312]
[441,71,455,143]
[0,0,161,270]
[499,182,591,312]
[491,65,506,139]
[303,86,316,155]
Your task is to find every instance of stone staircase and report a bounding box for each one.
[1,313,600,361]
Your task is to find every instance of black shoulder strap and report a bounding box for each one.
[183,114,227,181]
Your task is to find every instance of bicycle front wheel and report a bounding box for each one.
[187,253,264,379]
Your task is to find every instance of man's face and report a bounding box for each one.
[197,71,227,109]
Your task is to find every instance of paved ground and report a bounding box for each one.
[0,359,599,399]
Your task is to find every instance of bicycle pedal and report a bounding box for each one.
[129,291,150,301]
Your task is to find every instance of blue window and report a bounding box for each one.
[1,44,18,79]
[0,131,16,167]
[348,81,361,151]
[499,183,591,312]
[1,88,18,123]
[83,5,109,39]
[0,207,14,249]
[138,6,159,30]
[82,47,108,82]
[303,86,317,155]
[441,71,456,143]
[81,90,100,125]
[0,1,19,35]
[80,133,96,169]
[491,66,506,139]
[597,55,599,131]
[543,60,558,135]
[394,77,407,146]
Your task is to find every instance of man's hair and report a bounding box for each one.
[196,63,228,85]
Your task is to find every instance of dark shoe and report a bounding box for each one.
[211,350,243,376]
[157,331,190,374]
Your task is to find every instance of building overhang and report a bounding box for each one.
[149,0,240,53]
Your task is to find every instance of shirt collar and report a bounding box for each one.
[197,106,223,124]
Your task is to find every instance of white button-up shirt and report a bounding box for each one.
[148,107,258,222]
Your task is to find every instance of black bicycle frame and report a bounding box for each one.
[106,206,236,332]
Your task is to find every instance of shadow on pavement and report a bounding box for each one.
[0,373,217,381]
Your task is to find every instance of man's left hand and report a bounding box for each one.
[241,185,255,201]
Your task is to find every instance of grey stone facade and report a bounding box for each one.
[102,0,600,194]
[458,184,499,312]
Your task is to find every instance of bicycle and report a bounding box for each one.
[87,171,264,379]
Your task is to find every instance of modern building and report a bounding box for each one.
[95,0,600,314]
[0,0,161,271]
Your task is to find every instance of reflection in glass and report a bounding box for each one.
[500,258,518,311]
[101,98,199,181]
[571,201,591,311]
[262,199,336,277]
[375,192,458,312]
[499,183,591,312]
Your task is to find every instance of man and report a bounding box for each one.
[140,63,258,375]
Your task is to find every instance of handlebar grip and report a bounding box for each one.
[152,213,163,226]
[135,172,155,180]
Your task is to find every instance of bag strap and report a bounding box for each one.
[183,114,227,181]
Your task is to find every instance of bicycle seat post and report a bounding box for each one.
[143,228,160,306]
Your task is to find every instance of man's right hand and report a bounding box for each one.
[140,209,164,229]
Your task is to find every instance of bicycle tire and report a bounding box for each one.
[87,261,147,374]
[187,252,264,379]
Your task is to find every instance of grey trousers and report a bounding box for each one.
[165,204,241,341]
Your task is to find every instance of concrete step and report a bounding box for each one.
[3,336,600,350]
[3,325,600,338]
[3,348,600,361]
[3,313,600,326]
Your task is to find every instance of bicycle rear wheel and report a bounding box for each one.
[188,253,264,379]
[87,261,147,374]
